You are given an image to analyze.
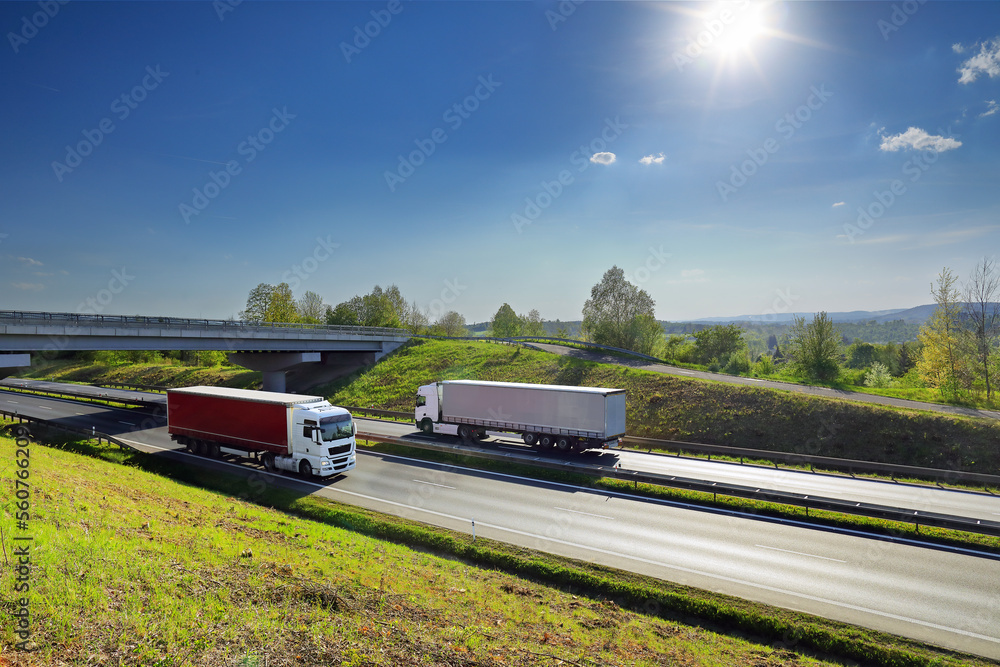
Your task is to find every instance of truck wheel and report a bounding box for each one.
[194,440,207,456]
[207,443,221,459]
[262,453,277,473]
[538,435,553,450]
[523,432,538,446]
[184,439,195,454]
[299,460,313,479]
[458,425,474,441]
[420,419,434,435]
[556,437,573,452]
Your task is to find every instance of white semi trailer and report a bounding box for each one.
[415,380,626,453]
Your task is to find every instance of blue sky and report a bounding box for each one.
[2,1,999,323]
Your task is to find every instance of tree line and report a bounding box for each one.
[237,259,999,404]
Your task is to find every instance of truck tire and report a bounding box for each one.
[194,440,207,456]
[523,432,538,446]
[556,437,573,452]
[207,443,220,459]
[420,419,434,435]
[458,425,474,441]
[299,460,313,479]
[262,453,277,473]
[538,435,553,450]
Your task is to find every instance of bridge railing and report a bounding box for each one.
[0,310,407,338]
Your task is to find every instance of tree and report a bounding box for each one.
[491,303,521,338]
[963,258,1000,399]
[325,302,359,326]
[788,312,841,381]
[521,309,545,337]
[693,324,745,364]
[581,266,659,354]
[240,282,298,323]
[917,268,966,397]
[404,299,429,335]
[435,311,468,337]
[297,290,325,323]
[845,341,878,369]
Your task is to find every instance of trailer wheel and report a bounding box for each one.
[262,453,277,473]
[556,437,573,452]
[194,440,207,456]
[523,432,538,446]
[299,460,313,479]
[538,435,553,450]
[207,443,221,459]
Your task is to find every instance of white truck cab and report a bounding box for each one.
[272,400,357,477]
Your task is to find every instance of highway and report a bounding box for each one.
[2,388,999,659]
[354,416,1000,524]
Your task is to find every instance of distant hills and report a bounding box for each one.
[688,304,937,325]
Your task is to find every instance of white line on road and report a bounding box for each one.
[413,479,455,489]
[554,507,614,520]
[37,406,51,410]
[118,421,136,426]
[756,544,846,563]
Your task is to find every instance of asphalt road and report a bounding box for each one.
[3,389,999,659]
[528,342,1000,421]
[354,417,1000,524]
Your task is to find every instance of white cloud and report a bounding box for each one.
[957,38,1000,84]
[979,100,999,118]
[680,269,705,279]
[831,201,845,208]
[16,256,42,266]
[879,127,962,153]
[12,282,44,291]
[590,152,616,165]
[639,152,666,165]
[952,43,965,54]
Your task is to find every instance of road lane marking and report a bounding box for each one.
[118,421,136,426]
[413,479,455,489]
[756,544,846,563]
[554,507,614,520]
[37,406,51,410]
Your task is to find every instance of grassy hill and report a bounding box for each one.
[322,339,1000,474]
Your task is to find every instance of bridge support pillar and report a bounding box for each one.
[0,354,31,381]
[228,352,322,393]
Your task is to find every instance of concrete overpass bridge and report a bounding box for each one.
[0,310,410,392]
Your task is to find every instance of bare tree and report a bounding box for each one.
[964,258,1000,399]
[297,290,325,322]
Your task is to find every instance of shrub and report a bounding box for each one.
[751,355,775,376]
[723,351,751,375]
[864,362,895,388]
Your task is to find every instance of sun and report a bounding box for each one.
[713,3,770,60]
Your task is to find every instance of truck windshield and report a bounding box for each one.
[319,415,353,441]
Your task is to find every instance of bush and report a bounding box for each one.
[751,355,775,376]
[723,351,751,375]
[864,362,895,388]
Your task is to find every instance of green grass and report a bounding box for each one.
[18,357,260,390]
[1,426,991,667]
[321,339,1000,476]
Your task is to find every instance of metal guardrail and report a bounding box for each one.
[0,408,135,450]
[345,406,1000,488]
[355,430,1000,538]
[624,436,1000,488]
[0,310,406,338]
[0,381,162,408]
[508,336,664,363]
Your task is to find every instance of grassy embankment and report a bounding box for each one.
[18,356,260,390]
[0,426,989,667]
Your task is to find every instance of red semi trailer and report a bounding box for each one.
[167,386,356,477]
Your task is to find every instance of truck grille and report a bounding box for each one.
[328,444,352,456]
